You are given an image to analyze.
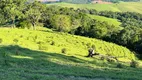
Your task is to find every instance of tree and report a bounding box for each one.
[0,14,5,25]
[118,26,141,49]
[25,1,45,30]
[89,24,108,38]
[50,15,71,32]
[0,0,26,27]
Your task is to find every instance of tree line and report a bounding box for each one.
[0,0,142,58]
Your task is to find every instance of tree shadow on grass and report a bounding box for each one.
[0,45,142,80]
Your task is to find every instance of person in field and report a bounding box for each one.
[87,48,95,57]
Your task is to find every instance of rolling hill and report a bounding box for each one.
[87,14,121,27]
[0,28,135,59]
[47,2,142,14]
[0,28,141,80]
[1,0,142,80]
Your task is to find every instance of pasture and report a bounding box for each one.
[47,2,142,14]
[0,28,141,80]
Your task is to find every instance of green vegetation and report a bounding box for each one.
[60,0,91,4]
[57,0,141,4]
[47,2,121,12]
[0,28,141,80]
[103,0,140,3]
[87,14,121,27]
[48,2,142,14]
[1,0,142,79]
[1,0,142,57]
[0,28,135,59]
[117,2,142,13]
[50,15,71,32]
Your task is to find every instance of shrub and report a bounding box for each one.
[86,43,91,48]
[17,20,32,29]
[20,35,23,38]
[107,58,115,63]
[130,60,139,68]
[37,41,43,44]
[35,35,38,40]
[100,56,105,60]
[27,37,30,40]
[61,48,67,54]
[92,44,96,49]
[39,44,48,50]
[13,39,18,44]
[82,42,85,45]
[51,41,55,45]
[0,38,3,43]
[33,35,38,42]
[116,63,123,68]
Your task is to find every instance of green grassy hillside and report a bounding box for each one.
[47,2,142,14]
[0,28,134,59]
[47,3,121,12]
[117,2,142,13]
[87,14,121,27]
[0,28,141,80]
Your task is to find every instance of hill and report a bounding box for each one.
[39,0,141,4]
[47,2,142,14]
[0,28,141,80]
[0,28,135,59]
[87,14,121,27]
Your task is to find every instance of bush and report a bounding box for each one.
[33,35,38,42]
[17,20,32,29]
[100,56,105,60]
[61,48,67,54]
[51,41,55,45]
[116,63,123,68]
[107,58,115,63]
[13,39,18,44]
[20,35,23,38]
[0,38,3,43]
[37,41,43,44]
[130,60,139,68]
[92,44,96,49]
[86,43,91,48]
[38,44,48,50]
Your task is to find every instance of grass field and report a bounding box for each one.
[0,28,142,80]
[47,2,142,14]
[0,28,135,59]
[87,14,121,27]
